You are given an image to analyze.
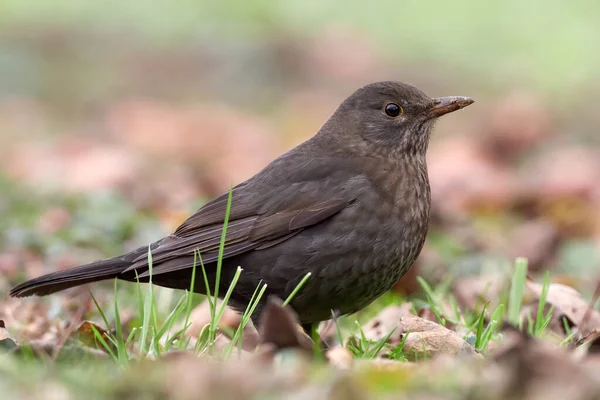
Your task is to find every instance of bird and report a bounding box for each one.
[10,81,473,335]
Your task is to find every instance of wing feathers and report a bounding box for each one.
[129,197,349,277]
[288,199,347,230]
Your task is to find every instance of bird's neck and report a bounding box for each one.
[365,153,430,199]
[311,131,428,163]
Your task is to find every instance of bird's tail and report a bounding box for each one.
[9,256,133,298]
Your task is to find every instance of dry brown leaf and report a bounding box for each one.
[525,279,600,336]
[486,333,598,400]
[359,304,411,344]
[360,306,479,361]
[453,274,507,312]
[75,320,111,349]
[258,296,313,355]
[397,314,479,361]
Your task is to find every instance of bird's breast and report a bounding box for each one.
[272,157,432,323]
[298,162,430,317]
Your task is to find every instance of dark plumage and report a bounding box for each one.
[10,81,473,332]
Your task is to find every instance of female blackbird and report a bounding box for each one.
[10,81,473,333]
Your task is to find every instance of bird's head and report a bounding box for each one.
[327,81,473,156]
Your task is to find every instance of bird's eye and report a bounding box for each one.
[384,103,403,117]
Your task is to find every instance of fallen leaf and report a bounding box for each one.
[485,332,598,400]
[360,306,479,361]
[360,304,410,341]
[453,274,507,312]
[525,279,600,336]
[258,296,313,355]
[397,313,479,361]
[75,320,112,349]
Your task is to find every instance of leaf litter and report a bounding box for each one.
[0,29,600,398]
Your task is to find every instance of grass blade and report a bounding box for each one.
[179,252,198,349]
[139,245,155,356]
[214,187,233,308]
[508,257,528,325]
[283,272,312,306]
[113,280,128,365]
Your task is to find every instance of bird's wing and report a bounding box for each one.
[125,156,360,277]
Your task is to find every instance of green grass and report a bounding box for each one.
[508,257,528,326]
[81,188,315,362]
[1,176,592,398]
[0,245,584,400]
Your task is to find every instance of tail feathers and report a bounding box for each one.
[9,257,131,297]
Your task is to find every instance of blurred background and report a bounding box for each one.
[1,0,599,298]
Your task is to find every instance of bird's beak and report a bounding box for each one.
[426,96,474,119]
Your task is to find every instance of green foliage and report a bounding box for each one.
[82,188,315,362]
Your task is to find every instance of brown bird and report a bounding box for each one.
[10,81,473,334]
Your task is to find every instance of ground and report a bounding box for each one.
[1,2,600,399]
